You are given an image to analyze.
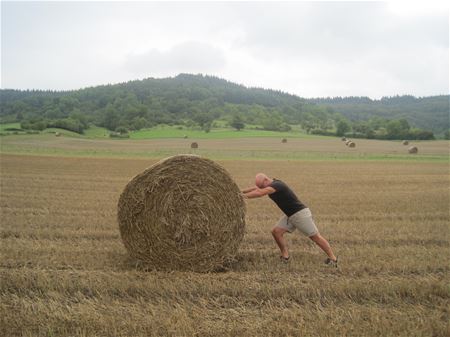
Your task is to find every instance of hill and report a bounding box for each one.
[309,95,449,136]
[0,74,332,133]
[0,74,447,138]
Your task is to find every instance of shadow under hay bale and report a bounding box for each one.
[402,140,409,145]
[190,142,198,149]
[281,138,287,143]
[408,146,418,154]
[117,155,246,272]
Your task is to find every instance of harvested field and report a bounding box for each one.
[1,153,449,336]
[1,134,448,161]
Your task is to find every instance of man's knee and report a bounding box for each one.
[271,226,285,237]
[309,233,321,242]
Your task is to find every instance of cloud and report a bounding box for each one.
[124,41,226,77]
[233,2,448,61]
[1,1,448,97]
[223,2,449,97]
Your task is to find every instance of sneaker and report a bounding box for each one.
[324,256,338,268]
[280,256,290,263]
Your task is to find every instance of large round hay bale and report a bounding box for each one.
[408,146,418,154]
[190,142,198,149]
[281,138,287,143]
[348,141,356,148]
[117,155,246,272]
[402,140,409,145]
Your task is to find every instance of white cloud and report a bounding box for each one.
[1,1,448,98]
[124,41,226,77]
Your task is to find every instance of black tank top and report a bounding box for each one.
[269,179,306,216]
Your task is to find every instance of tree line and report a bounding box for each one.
[0,74,444,139]
[309,95,449,137]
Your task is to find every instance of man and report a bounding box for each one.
[242,173,338,267]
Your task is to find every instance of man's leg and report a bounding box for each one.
[309,233,337,261]
[271,226,290,258]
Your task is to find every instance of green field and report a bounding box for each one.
[1,130,448,163]
[0,122,325,140]
[0,122,21,131]
[131,128,317,139]
[0,123,110,139]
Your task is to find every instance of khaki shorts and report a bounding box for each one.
[275,208,319,237]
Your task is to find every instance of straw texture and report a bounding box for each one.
[117,155,246,272]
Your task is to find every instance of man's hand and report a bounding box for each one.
[241,186,257,194]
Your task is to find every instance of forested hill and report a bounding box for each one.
[0,74,448,138]
[0,74,333,133]
[308,95,449,136]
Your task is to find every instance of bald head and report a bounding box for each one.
[255,173,272,188]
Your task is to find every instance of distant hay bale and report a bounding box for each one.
[190,142,198,149]
[281,138,287,143]
[348,141,356,148]
[117,155,246,272]
[55,132,61,137]
[402,140,409,145]
[183,135,188,139]
[408,146,418,154]
[345,140,352,146]
[341,137,347,141]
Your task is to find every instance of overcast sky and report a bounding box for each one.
[1,1,449,98]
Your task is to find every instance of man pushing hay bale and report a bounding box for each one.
[117,155,246,272]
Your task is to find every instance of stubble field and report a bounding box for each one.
[0,137,449,337]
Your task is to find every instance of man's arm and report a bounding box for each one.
[241,186,257,194]
[243,186,276,199]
